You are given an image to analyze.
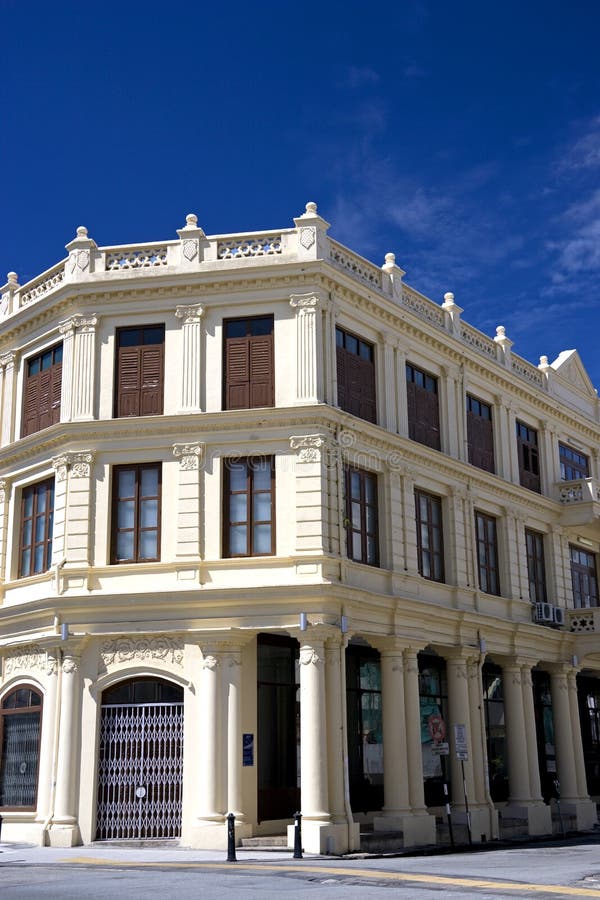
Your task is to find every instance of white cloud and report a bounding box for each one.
[560,116,600,172]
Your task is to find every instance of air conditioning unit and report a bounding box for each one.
[535,602,554,624]
[552,606,565,627]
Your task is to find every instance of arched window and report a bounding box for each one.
[0,686,43,809]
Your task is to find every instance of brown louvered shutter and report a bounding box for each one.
[23,373,40,437]
[37,368,52,431]
[117,346,141,417]
[249,334,274,408]
[336,347,347,411]
[417,387,440,450]
[357,357,376,423]
[225,339,250,410]
[51,361,62,425]
[406,380,417,441]
[139,344,164,415]
[468,412,494,473]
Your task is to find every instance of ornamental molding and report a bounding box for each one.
[299,647,322,667]
[0,350,17,368]
[201,654,220,670]
[182,239,199,262]
[172,442,205,470]
[100,637,184,670]
[289,291,326,312]
[59,314,98,335]
[52,450,95,479]
[299,226,316,250]
[62,655,80,674]
[290,434,330,464]
[0,479,10,503]
[4,644,58,677]
[175,303,205,324]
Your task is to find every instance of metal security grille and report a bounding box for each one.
[96,702,183,840]
[0,712,41,807]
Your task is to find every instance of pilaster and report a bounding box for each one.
[395,342,409,439]
[290,292,328,404]
[0,350,17,446]
[51,452,95,568]
[0,480,11,583]
[289,434,330,554]
[381,335,397,432]
[175,304,205,412]
[172,443,205,559]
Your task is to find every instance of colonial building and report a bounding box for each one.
[0,204,598,853]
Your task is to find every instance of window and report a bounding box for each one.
[525,529,547,604]
[516,421,540,493]
[0,686,43,809]
[475,511,500,595]
[344,467,379,566]
[419,655,450,806]
[559,443,589,481]
[570,545,598,608]
[466,395,495,473]
[346,646,383,813]
[415,490,444,582]
[223,317,274,410]
[336,327,376,423]
[22,344,62,437]
[482,665,508,802]
[111,464,161,563]
[223,457,275,557]
[406,363,440,451]
[114,325,165,418]
[19,478,54,577]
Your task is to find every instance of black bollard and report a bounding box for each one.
[0,812,3,842]
[293,811,303,859]
[226,812,237,862]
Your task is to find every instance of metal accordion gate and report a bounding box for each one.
[96,700,184,840]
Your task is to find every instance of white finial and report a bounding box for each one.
[7,272,18,285]
[185,213,198,227]
[384,252,396,266]
[305,201,318,215]
[443,292,455,303]
[76,226,88,238]
[496,325,506,338]
[539,355,549,366]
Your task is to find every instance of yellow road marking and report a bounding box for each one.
[61,857,600,897]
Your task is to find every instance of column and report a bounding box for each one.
[0,350,17,446]
[381,336,397,432]
[172,443,205,560]
[450,486,471,591]
[549,666,578,800]
[567,669,591,801]
[222,643,244,822]
[440,365,460,458]
[466,658,487,806]
[35,651,59,825]
[196,647,224,825]
[502,512,521,602]
[539,421,556,497]
[290,292,327,404]
[521,665,544,804]
[446,651,476,807]
[401,648,437,845]
[502,661,531,803]
[388,469,404,574]
[399,469,418,576]
[175,304,204,412]
[373,640,410,828]
[48,649,82,846]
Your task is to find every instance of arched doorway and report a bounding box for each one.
[96,677,184,840]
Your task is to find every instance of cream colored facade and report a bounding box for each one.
[0,204,598,853]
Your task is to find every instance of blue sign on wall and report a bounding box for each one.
[243,733,254,766]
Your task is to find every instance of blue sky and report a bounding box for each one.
[2,1,599,389]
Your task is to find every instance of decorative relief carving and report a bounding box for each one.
[52,451,94,479]
[0,479,9,504]
[4,644,54,676]
[175,304,205,325]
[62,655,79,674]
[69,249,90,272]
[59,314,98,335]
[173,442,205,470]
[182,239,198,261]
[290,434,328,463]
[290,292,322,312]
[299,227,316,250]
[299,647,322,667]
[0,350,17,368]
[201,654,220,670]
[100,637,184,669]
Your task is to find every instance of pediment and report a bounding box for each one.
[551,350,597,398]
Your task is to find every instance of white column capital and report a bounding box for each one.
[289,290,328,311]
[0,349,17,368]
[175,303,205,324]
[59,313,98,335]
[290,433,330,463]
[52,450,95,480]
[172,442,205,469]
